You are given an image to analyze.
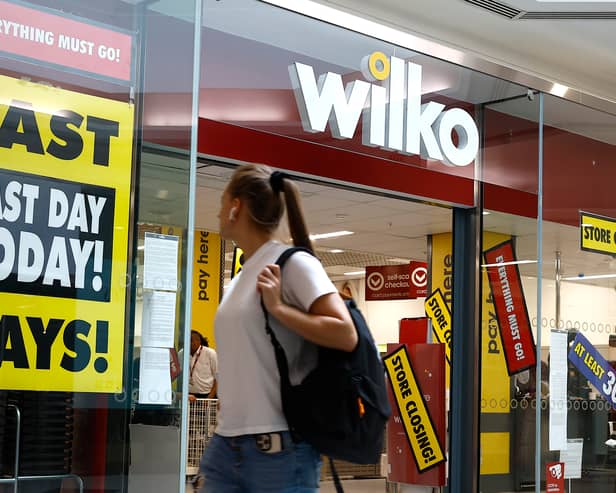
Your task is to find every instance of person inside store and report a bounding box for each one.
[189,330,218,400]
[198,164,357,493]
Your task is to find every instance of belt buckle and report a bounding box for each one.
[255,433,273,452]
[255,432,283,453]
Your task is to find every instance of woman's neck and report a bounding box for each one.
[235,230,274,260]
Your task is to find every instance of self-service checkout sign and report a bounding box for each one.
[383,345,446,473]
[580,211,616,256]
[365,262,427,301]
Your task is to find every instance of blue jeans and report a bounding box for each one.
[199,432,321,493]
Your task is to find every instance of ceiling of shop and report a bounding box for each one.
[314,0,616,105]
[138,152,616,291]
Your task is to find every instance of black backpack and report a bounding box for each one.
[261,248,391,474]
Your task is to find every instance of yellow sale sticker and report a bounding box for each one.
[424,289,452,364]
[580,211,616,256]
[0,75,134,393]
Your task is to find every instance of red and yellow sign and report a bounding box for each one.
[432,231,512,475]
[484,240,536,375]
[383,346,445,472]
[0,0,133,81]
[0,75,134,392]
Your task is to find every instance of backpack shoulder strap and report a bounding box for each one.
[274,246,315,269]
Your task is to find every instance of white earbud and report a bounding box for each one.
[228,208,237,221]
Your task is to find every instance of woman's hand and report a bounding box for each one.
[257,264,284,316]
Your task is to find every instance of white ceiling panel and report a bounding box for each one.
[137,156,616,290]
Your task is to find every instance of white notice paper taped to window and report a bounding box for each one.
[549,330,568,450]
[560,438,583,479]
[138,347,172,405]
[143,232,179,291]
[141,290,176,348]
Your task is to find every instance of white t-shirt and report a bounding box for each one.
[188,345,217,395]
[214,240,336,436]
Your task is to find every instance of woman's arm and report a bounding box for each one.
[258,263,357,352]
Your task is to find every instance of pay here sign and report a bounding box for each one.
[0,75,134,393]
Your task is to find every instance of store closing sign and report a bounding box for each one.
[424,289,452,365]
[0,75,134,393]
[483,240,536,375]
[383,346,445,472]
[580,211,616,256]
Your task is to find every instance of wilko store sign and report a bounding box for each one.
[289,52,479,167]
[0,0,133,82]
[366,263,427,301]
[483,240,536,375]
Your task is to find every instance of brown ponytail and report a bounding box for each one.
[280,179,313,252]
[226,164,313,252]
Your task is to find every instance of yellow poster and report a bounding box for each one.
[424,289,452,365]
[430,233,453,386]
[0,75,134,393]
[384,346,445,472]
[580,211,616,256]
[431,231,511,474]
[191,230,221,347]
[231,246,244,279]
[481,231,511,414]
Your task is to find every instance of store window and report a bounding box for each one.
[0,1,200,492]
[197,1,536,491]
[539,95,616,491]
[480,95,540,492]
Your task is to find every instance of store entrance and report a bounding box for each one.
[190,161,453,490]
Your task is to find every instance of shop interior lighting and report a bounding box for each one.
[481,260,537,268]
[550,83,569,97]
[562,273,616,281]
[309,230,354,240]
[344,270,366,276]
[328,249,345,253]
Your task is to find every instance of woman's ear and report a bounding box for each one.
[229,197,241,221]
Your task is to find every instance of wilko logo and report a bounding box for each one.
[289,52,479,167]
